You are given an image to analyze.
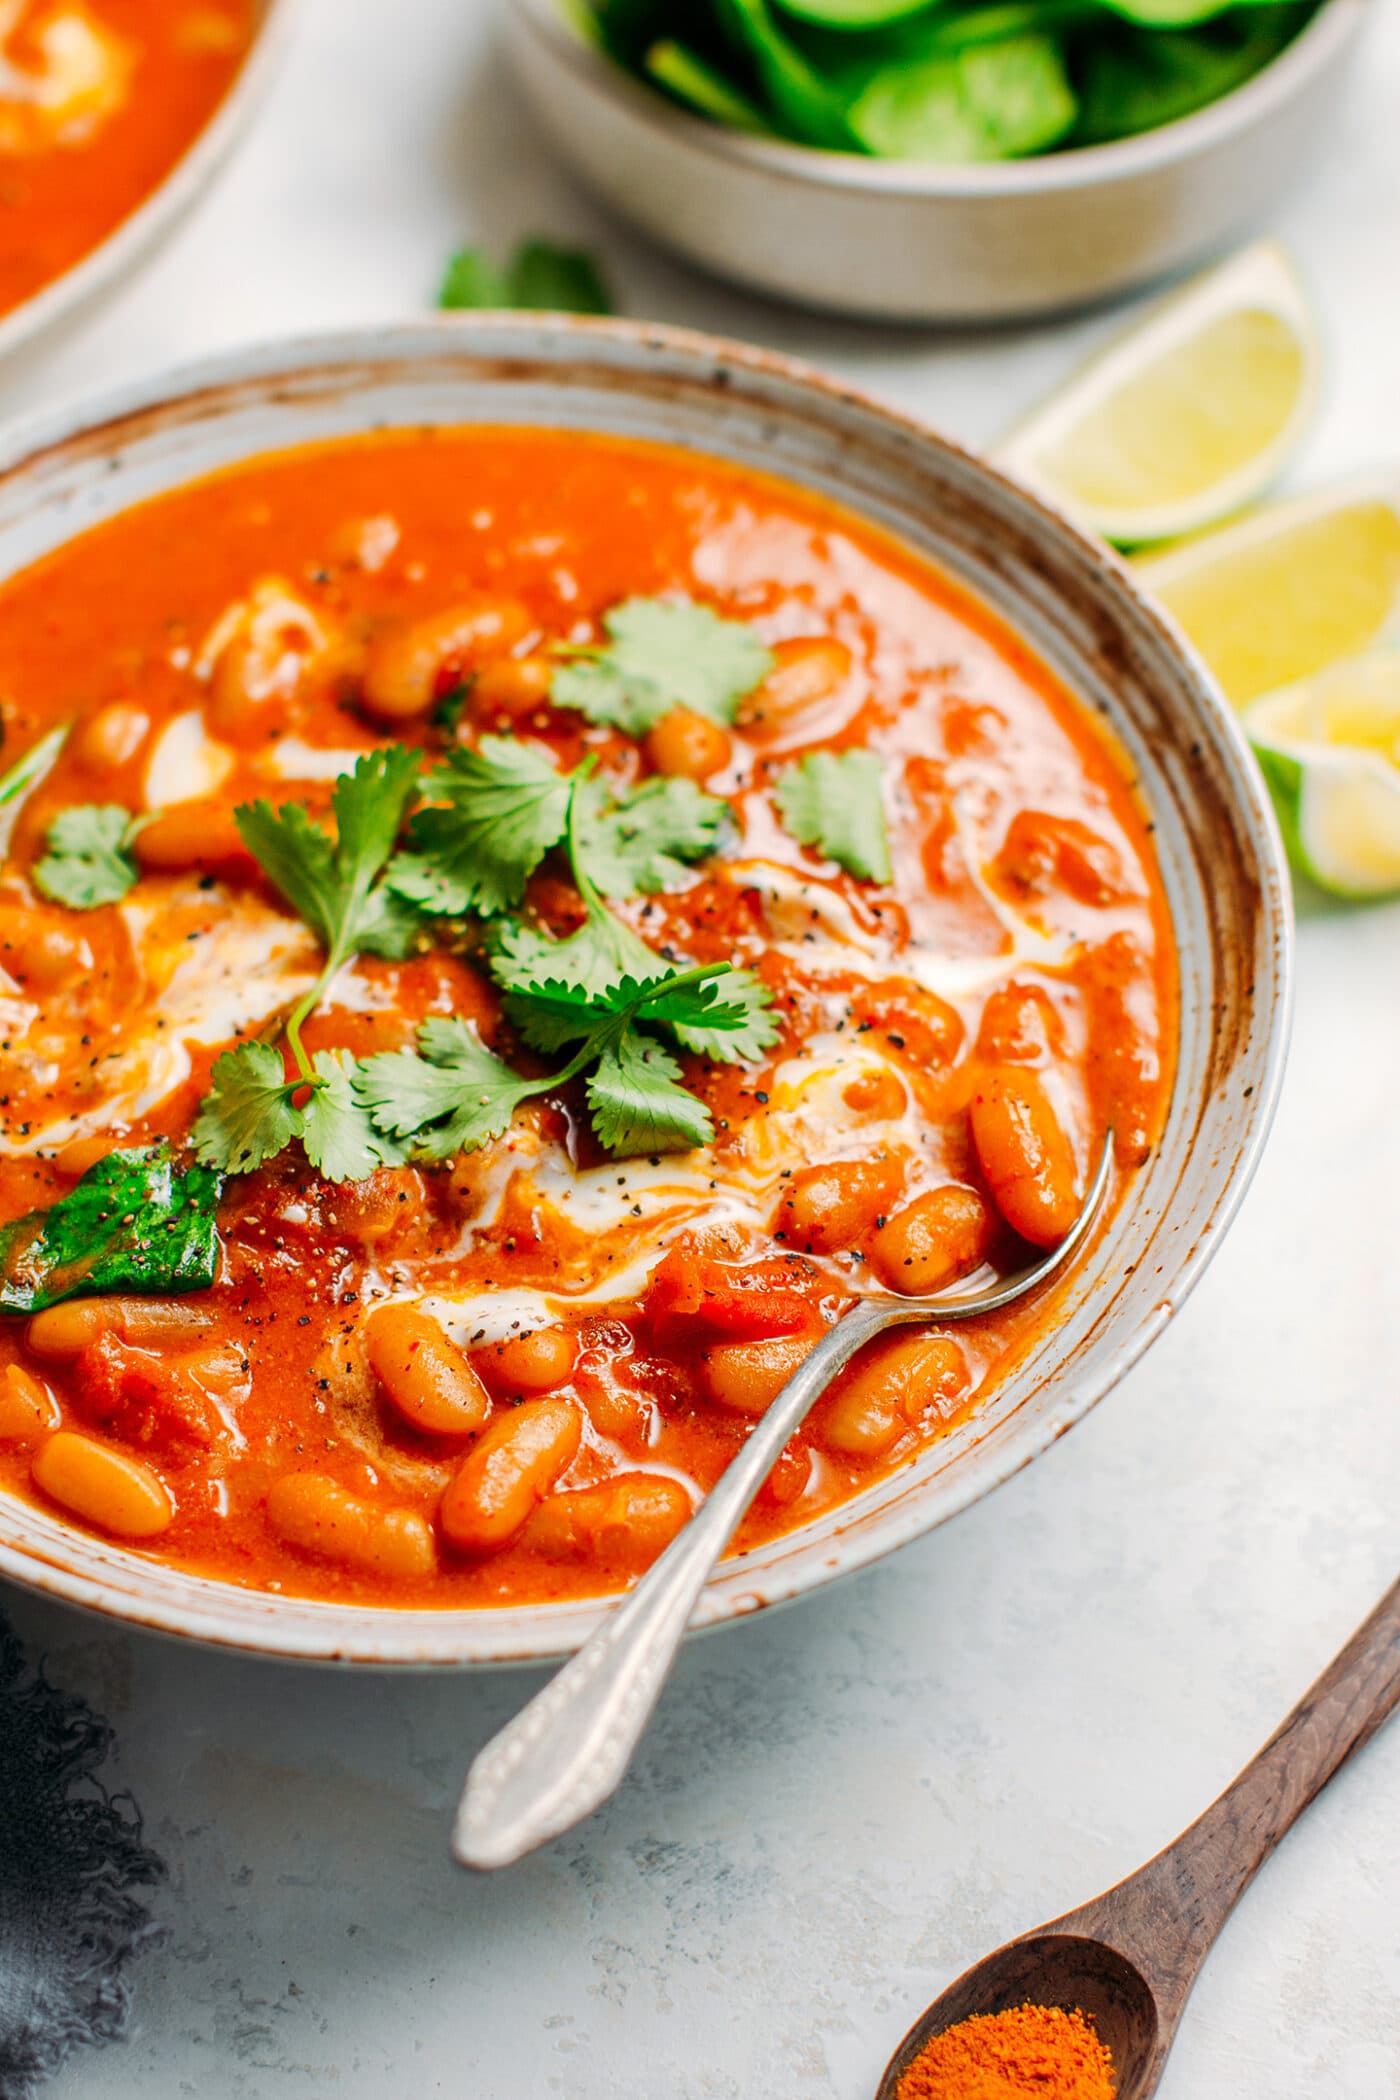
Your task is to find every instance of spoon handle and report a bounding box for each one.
[1065,1571,1400,2030]
[451,1298,892,1871]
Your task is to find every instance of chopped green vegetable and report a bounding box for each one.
[573,0,1318,156]
[552,596,773,734]
[775,747,892,881]
[439,238,613,314]
[33,804,142,909]
[0,1145,222,1314]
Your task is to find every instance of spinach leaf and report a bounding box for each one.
[1070,5,1305,142]
[1095,0,1294,23]
[578,0,1317,157]
[0,1145,223,1313]
[774,0,942,21]
[848,31,1078,157]
[715,0,869,146]
[645,39,775,128]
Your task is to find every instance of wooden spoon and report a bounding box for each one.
[875,1577,1400,2097]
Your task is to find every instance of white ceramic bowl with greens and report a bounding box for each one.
[506,0,1368,322]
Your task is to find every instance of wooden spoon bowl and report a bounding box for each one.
[876,1937,1159,2098]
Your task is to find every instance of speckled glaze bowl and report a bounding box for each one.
[0,0,297,366]
[0,318,1292,1664]
[506,0,1369,321]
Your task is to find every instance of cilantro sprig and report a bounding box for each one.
[34,804,144,909]
[356,750,776,1161]
[551,597,773,735]
[193,749,423,1183]
[389,736,725,918]
[356,962,748,1161]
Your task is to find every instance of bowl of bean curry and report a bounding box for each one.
[0,319,1289,1663]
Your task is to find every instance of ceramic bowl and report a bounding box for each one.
[506,0,1369,322]
[0,317,1291,1663]
[0,0,296,366]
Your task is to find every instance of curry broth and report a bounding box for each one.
[0,0,254,321]
[0,429,1178,1606]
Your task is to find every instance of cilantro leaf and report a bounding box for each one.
[33,804,141,909]
[574,774,723,897]
[355,1017,544,1162]
[235,744,424,965]
[774,749,892,883]
[505,966,763,1058]
[439,238,613,315]
[301,1051,405,1181]
[390,736,573,917]
[670,967,780,1065]
[491,900,667,1001]
[586,1026,713,1155]
[0,1144,222,1313]
[192,1042,302,1176]
[552,598,773,734]
[193,1041,404,1183]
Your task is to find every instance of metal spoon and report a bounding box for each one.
[874,1569,1400,2099]
[454,1139,1114,1871]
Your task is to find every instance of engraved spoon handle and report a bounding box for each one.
[452,1296,893,1870]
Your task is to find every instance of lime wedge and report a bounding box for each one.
[1245,651,1400,897]
[1135,474,1400,707]
[1000,243,1319,547]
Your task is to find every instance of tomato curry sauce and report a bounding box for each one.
[0,429,1178,1607]
[0,0,253,321]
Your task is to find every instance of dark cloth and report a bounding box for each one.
[0,1615,165,2098]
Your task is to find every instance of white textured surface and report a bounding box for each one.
[7,1,1400,2093]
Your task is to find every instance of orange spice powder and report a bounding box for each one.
[895,2003,1116,2099]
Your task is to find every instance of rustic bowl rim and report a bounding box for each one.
[0,0,299,366]
[0,314,1293,1666]
[513,0,1365,198]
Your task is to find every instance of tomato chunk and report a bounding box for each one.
[644,1242,820,1342]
